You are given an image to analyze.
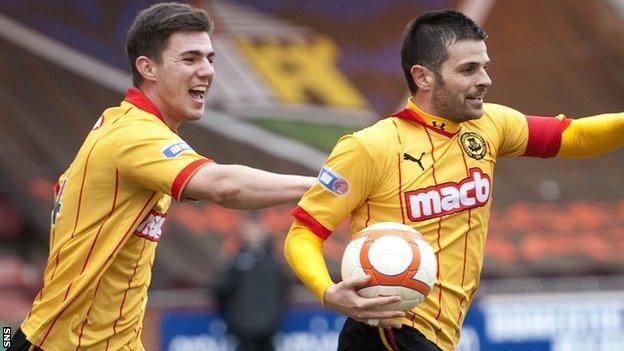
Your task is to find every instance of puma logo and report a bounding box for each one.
[403,152,425,171]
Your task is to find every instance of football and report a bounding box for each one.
[340,222,437,311]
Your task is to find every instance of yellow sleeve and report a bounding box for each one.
[483,103,530,157]
[284,220,334,305]
[295,134,377,234]
[558,112,624,158]
[111,117,210,200]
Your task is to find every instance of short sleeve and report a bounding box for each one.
[113,119,212,201]
[485,104,530,157]
[293,134,377,239]
[485,104,571,158]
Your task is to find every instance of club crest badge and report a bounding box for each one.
[460,132,487,160]
[318,166,349,196]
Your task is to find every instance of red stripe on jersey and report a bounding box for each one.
[80,170,119,274]
[40,193,158,348]
[101,193,155,349]
[291,206,332,240]
[394,109,458,138]
[48,137,101,302]
[108,193,157,264]
[38,304,71,348]
[395,122,406,224]
[456,288,478,335]
[397,153,406,224]
[124,88,166,125]
[457,140,471,290]
[71,140,100,239]
[77,276,104,349]
[63,282,73,302]
[457,209,472,327]
[50,250,60,281]
[109,239,147,349]
[523,115,572,158]
[171,159,212,202]
[423,128,444,325]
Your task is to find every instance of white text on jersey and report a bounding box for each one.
[405,168,490,221]
[135,210,166,242]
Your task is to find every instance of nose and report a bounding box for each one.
[197,57,214,79]
[478,68,492,87]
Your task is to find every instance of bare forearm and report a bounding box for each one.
[216,165,315,209]
[183,163,315,209]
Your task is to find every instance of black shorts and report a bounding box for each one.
[8,328,43,351]
[338,318,442,351]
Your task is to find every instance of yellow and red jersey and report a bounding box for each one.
[292,99,571,350]
[21,88,211,350]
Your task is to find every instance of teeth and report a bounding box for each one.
[189,86,207,100]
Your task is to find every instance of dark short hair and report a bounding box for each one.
[401,10,487,94]
[126,2,213,87]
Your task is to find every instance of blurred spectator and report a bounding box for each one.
[0,194,24,240]
[0,193,33,260]
[213,213,289,351]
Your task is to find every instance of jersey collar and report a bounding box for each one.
[393,99,461,137]
[124,88,177,132]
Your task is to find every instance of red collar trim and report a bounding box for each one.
[393,108,459,138]
[124,87,168,126]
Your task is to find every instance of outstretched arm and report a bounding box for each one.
[182,163,315,208]
[284,220,405,328]
[557,112,624,158]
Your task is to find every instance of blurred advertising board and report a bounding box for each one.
[161,291,624,351]
[460,290,624,351]
[161,308,345,351]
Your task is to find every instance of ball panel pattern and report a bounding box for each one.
[340,222,437,311]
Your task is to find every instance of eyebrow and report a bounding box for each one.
[179,50,215,58]
[458,60,490,68]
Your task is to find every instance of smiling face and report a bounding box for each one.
[141,31,215,128]
[430,39,491,122]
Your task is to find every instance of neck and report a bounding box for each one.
[410,95,437,117]
[405,96,462,135]
[139,84,180,131]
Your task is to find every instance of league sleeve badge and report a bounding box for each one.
[161,141,194,158]
[318,166,350,196]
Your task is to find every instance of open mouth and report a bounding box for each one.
[466,96,484,106]
[189,86,207,101]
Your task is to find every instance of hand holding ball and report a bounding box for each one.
[340,222,437,311]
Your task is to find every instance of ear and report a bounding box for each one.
[410,65,435,91]
[135,56,158,83]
